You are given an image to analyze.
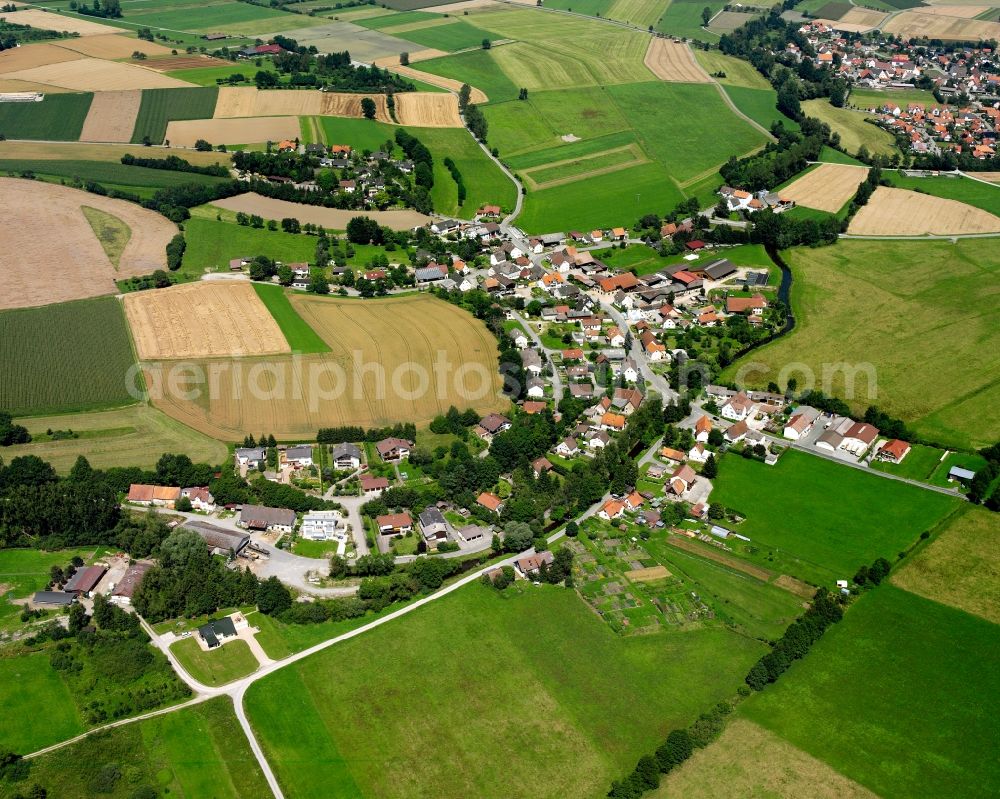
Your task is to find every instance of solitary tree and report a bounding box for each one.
[481,37,491,49]
[399,51,409,66]
[360,97,377,120]
[701,5,711,25]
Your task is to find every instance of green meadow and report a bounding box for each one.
[181,216,319,277]
[0,651,83,753]
[0,93,92,141]
[131,87,219,145]
[253,284,331,354]
[170,638,259,686]
[743,585,1000,798]
[0,697,270,798]
[710,450,958,584]
[247,584,765,799]
[723,238,1000,447]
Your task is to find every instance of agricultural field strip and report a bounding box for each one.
[520,143,649,190]
[848,186,1000,235]
[779,162,869,213]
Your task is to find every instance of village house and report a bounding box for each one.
[375,437,413,462]
[127,484,181,508]
[721,391,754,422]
[376,511,413,536]
[331,442,363,470]
[181,487,215,512]
[476,413,512,442]
[514,551,555,578]
[418,508,450,547]
[783,407,819,439]
[477,492,504,514]
[199,616,238,650]
[283,445,314,467]
[239,504,296,533]
[556,436,580,457]
[669,464,697,496]
[235,447,266,469]
[840,422,880,456]
[300,510,345,541]
[599,499,626,520]
[360,475,389,495]
[876,439,911,464]
[694,415,713,443]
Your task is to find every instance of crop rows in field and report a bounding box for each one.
[0,297,138,416]
[131,86,219,145]
[0,92,93,141]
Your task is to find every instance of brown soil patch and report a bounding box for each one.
[0,176,177,310]
[836,7,888,28]
[213,87,393,122]
[816,18,878,32]
[848,186,1000,235]
[644,38,711,83]
[971,171,1000,183]
[124,282,291,360]
[164,116,301,147]
[212,192,430,230]
[779,162,869,213]
[0,138,228,165]
[0,77,74,93]
[377,62,489,103]
[625,565,671,582]
[421,0,502,9]
[652,719,878,799]
[0,9,120,35]
[53,33,173,59]
[394,91,461,127]
[0,43,85,74]
[917,3,988,15]
[5,57,195,91]
[773,574,816,599]
[883,10,1000,39]
[79,89,142,143]
[142,54,231,72]
[666,534,776,583]
[373,48,447,67]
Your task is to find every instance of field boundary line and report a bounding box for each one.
[521,143,648,190]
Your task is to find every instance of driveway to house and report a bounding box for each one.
[512,310,564,402]
[324,491,370,557]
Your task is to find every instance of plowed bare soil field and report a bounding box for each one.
[394,91,461,126]
[79,89,142,142]
[146,293,507,438]
[643,38,710,83]
[124,282,291,360]
[0,9,119,35]
[0,177,176,310]
[143,54,231,72]
[53,34,173,59]
[883,10,1000,39]
[0,43,84,74]
[780,163,869,213]
[848,186,1000,235]
[212,192,430,230]
[213,87,394,122]
[164,115,300,146]
[5,58,194,91]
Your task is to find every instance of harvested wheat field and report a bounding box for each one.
[0,77,74,93]
[79,89,142,142]
[653,719,877,799]
[916,4,989,16]
[0,177,176,310]
[625,565,671,582]
[835,7,887,28]
[848,186,1000,235]
[643,38,710,83]
[394,92,461,127]
[883,11,1000,39]
[165,115,300,147]
[4,58,194,91]
[213,192,431,230]
[373,48,447,67]
[0,43,84,74]
[0,9,118,35]
[147,293,508,438]
[780,163,869,213]
[817,18,876,33]
[53,34,173,59]
[213,87,394,122]
[0,138,228,165]
[972,172,1000,183]
[377,62,488,103]
[125,282,290,360]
